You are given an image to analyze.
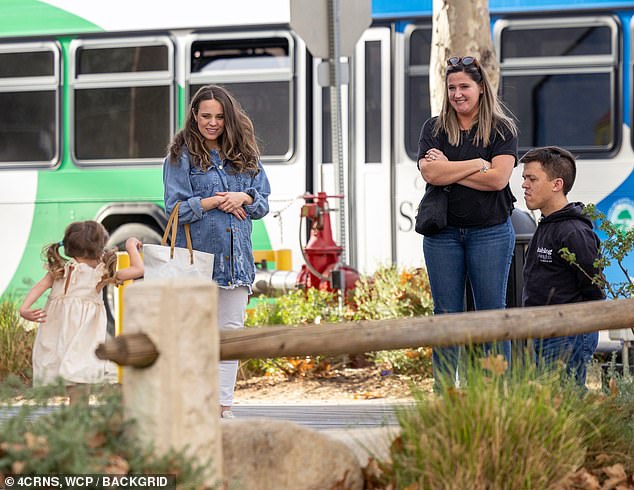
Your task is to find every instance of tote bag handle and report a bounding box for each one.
[161,202,195,264]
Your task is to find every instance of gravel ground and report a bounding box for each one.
[234,368,432,403]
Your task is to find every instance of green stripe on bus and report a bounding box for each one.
[0,0,101,37]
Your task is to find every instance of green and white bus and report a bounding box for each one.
[0,0,306,312]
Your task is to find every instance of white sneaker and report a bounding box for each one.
[221,410,235,419]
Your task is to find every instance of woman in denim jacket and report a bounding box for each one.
[163,85,271,419]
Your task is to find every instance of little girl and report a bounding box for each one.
[19,220,144,404]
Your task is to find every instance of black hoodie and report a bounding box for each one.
[522,202,605,307]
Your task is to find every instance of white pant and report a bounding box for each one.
[218,286,248,406]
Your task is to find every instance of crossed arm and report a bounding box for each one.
[418,149,515,191]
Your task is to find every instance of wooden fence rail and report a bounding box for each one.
[219,298,634,360]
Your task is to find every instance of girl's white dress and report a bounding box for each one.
[32,259,107,385]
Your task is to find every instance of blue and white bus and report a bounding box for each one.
[379,0,634,288]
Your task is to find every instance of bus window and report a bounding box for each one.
[0,50,54,78]
[0,43,59,167]
[320,38,383,166]
[496,17,618,156]
[77,45,168,74]
[70,38,174,164]
[365,40,382,164]
[320,60,348,165]
[503,72,612,148]
[501,25,612,58]
[404,25,432,161]
[322,87,332,163]
[188,33,294,162]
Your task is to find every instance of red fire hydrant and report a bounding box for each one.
[296,192,359,292]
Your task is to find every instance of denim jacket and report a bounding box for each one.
[163,147,271,290]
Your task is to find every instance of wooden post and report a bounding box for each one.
[220,298,634,360]
[123,279,222,487]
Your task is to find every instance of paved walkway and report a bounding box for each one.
[1,401,406,465]
[231,401,405,430]
[0,401,408,431]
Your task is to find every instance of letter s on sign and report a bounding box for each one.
[398,201,415,232]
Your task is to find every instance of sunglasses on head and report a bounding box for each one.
[447,56,478,67]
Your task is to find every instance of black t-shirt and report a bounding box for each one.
[417,116,518,228]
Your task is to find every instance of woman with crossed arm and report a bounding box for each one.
[417,56,518,389]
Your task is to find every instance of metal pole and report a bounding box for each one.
[327,0,346,263]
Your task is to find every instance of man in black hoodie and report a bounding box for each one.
[521,146,605,387]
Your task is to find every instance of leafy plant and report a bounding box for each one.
[364,350,634,490]
[384,354,634,489]
[0,384,213,488]
[560,203,634,299]
[248,288,342,326]
[245,266,434,327]
[242,266,435,379]
[579,384,634,476]
[349,267,433,321]
[0,299,35,383]
[369,348,433,377]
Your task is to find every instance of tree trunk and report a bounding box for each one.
[430,0,499,115]
[220,299,634,360]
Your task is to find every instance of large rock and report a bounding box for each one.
[323,427,398,466]
[222,418,363,490]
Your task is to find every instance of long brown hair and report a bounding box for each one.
[167,84,261,173]
[435,57,517,147]
[45,221,117,283]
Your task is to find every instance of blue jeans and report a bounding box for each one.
[423,218,515,387]
[534,332,598,388]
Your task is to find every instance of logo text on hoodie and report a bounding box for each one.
[537,246,552,263]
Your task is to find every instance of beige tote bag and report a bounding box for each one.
[143,202,214,280]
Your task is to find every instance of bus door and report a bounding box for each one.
[351,27,392,272]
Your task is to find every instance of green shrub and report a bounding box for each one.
[0,299,35,383]
[0,384,213,488]
[246,266,434,327]
[242,266,434,378]
[369,348,433,377]
[246,288,341,327]
[349,266,433,321]
[389,357,595,489]
[579,374,634,475]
